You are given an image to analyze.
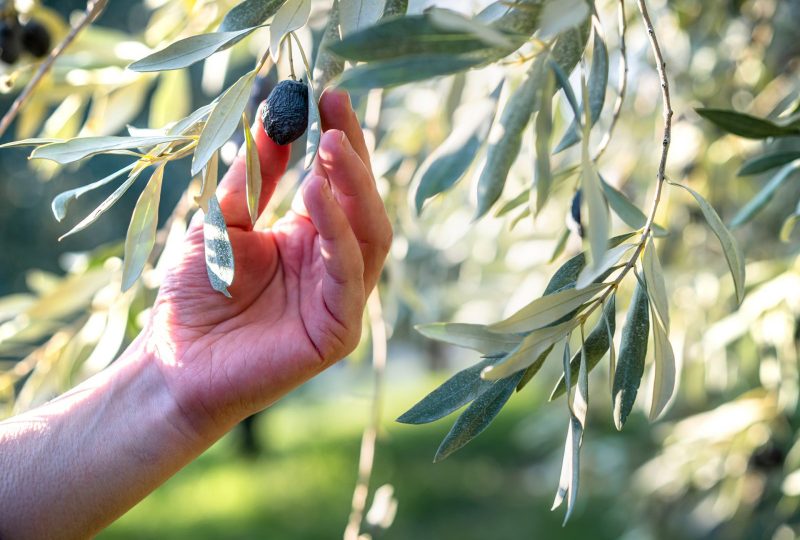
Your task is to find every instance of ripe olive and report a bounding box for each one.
[0,20,21,65]
[21,19,50,58]
[568,189,584,238]
[261,79,309,146]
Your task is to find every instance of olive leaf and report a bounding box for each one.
[413,83,502,214]
[335,55,483,90]
[427,8,514,49]
[192,70,257,176]
[204,194,235,297]
[550,295,616,401]
[642,237,669,331]
[552,336,588,525]
[59,165,148,241]
[482,319,580,380]
[612,280,650,430]
[312,0,344,93]
[738,151,800,176]
[30,135,192,164]
[129,28,260,72]
[533,69,555,216]
[488,283,605,334]
[397,356,499,425]
[0,137,60,148]
[220,0,286,31]
[730,159,800,228]
[269,0,311,62]
[538,0,589,40]
[600,176,667,236]
[648,300,676,421]
[554,21,608,153]
[696,108,800,139]
[195,151,219,213]
[581,137,609,275]
[339,0,386,36]
[415,322,521,355]
[242,113,261,226]
[121,165,165,291]
[670,182,746,305]
[51,163,135,222]
[304,83,321,168]
[433,370,525,462]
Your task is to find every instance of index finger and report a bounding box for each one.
[318,89,372,174]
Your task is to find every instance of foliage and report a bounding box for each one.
[2,0,800,537]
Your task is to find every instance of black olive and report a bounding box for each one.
[568,189,584,238]
[261,79,308,145]
[21,19,50,58]
[0,20,22,65]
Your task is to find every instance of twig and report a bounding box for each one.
[344,289,388,540]
[593,0,628,161]
[577,0,673,323]
[0,0,108,139]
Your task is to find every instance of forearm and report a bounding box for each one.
[0,335,211,540]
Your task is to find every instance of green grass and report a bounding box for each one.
[100,367,635,540]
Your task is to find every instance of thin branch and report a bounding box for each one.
[0,0,108,139]
[344,289,388,540]
[578,0,673,322]
[593,0,628,161]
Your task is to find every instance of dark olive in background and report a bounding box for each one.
[568,189,584,238]
[0,20,21,65]
[261,79,309,146]
[21,19,50,58]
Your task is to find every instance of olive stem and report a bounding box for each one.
[574,0,673,328]
[289,32,312,81]
[286,35,296,80]
[0,0,107,139]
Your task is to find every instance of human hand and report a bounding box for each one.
[146,90,392,439]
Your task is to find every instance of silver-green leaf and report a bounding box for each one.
[51,164,135,222]
[122,165,165,291]
[204,194,235,297]
[128,28,259,72]
[415,323,521,355]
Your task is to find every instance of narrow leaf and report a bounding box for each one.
[304,83,321,168]
[612,281,650,430]
[0,137,60,148]
[554,22,608,152]
[489,283,604,334]
[581,143,609,273]
[642,236,669,330]
[195,151,219,212]
[414,84,501,213]
[129,28,258,72]
[339,0,386,36]
[428,8,514,48]
[220,0,286,32]
[270,0,311,61]
[243,113,261,226]
[415,323,520,355]
[31,135,191,164]
[51,164,135,222]
[738,151,800,176]
[730,159,800,228]
[59,165,147,240]
[534,69,555,215]
[335,55,482,90]
[696,108,800,139]
[649,302,676,421]
[433,370,524,462]
[482,319,579,380]
[204,194,235,296]
[671,182,746,305]
[121,165,165,291]
[397,357,498,425]
[601,176,667,236]
[550,296,616,400]
[192,70,256,176]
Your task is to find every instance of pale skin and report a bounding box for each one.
[0,90,392,540]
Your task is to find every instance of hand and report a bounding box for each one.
[147,90,392,438]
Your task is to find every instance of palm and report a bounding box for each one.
[147,90,391,428]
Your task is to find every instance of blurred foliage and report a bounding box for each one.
[1,0,800,538]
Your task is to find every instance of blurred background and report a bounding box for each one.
[1,0,800,538]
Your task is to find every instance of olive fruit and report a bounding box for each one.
[261,79,308,145]
[0,20,21,65]
[21,19,50,58]
[567,189,584,238]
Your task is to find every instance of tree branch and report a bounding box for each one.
[0,0,108,139]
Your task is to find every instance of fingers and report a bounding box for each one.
[217,102,291,230]
[302,174,365,330]
[318,89,372,173]
[314,129,392,292]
